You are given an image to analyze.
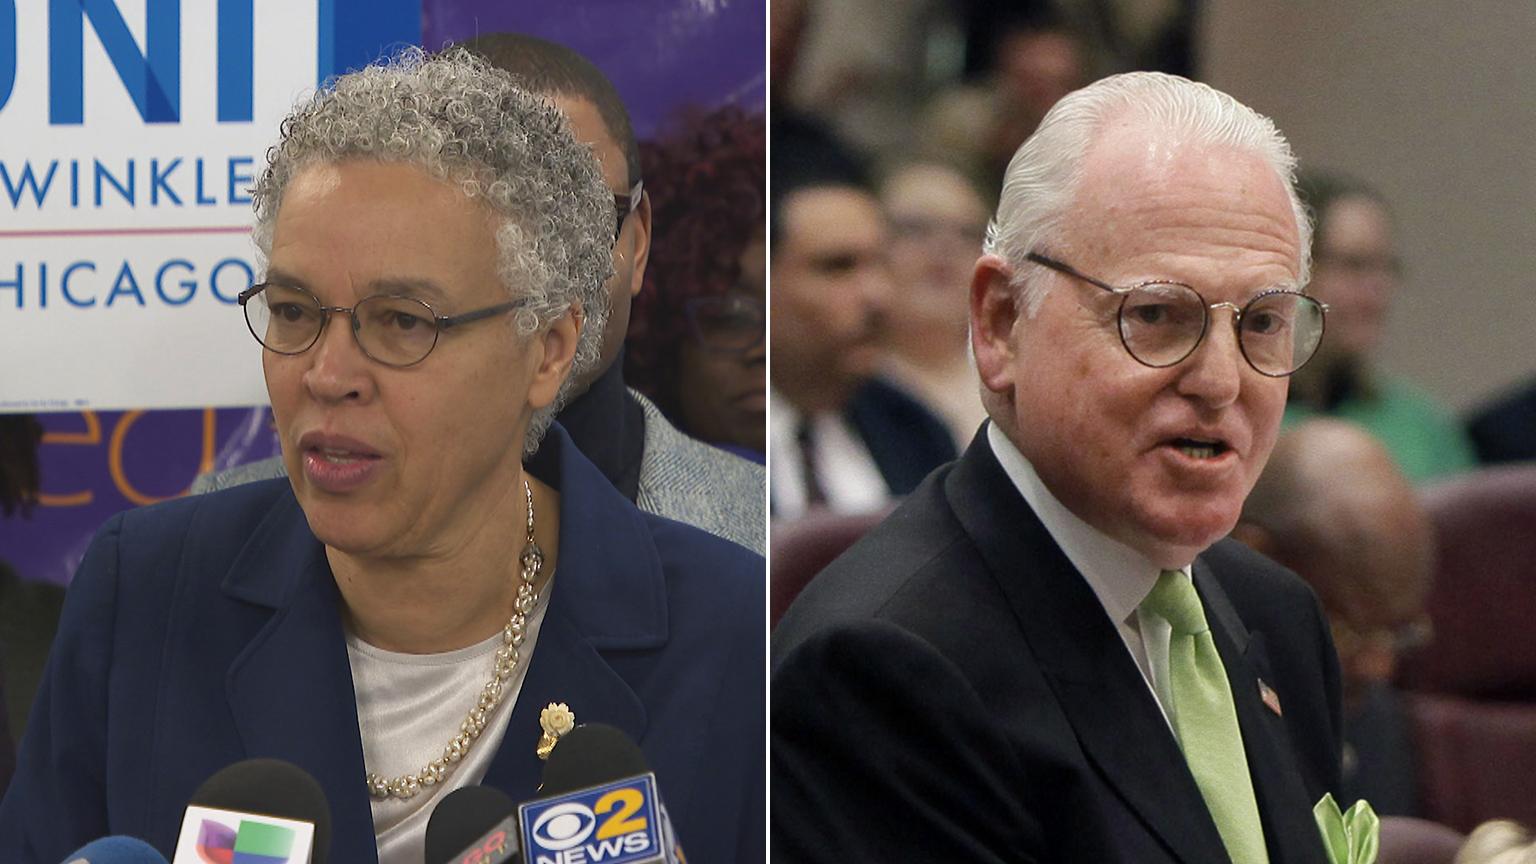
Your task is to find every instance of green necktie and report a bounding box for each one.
[1143,569,1270,864]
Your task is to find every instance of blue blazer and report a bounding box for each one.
[0,425,765,864]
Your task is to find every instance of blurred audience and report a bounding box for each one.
[1233,419,1434,816]
[1286,170,1477,482]
[876,160,990,450]
[769,123,955,519]
[922,10,1088,191]
[1468,380,1536,465]
[0,414,66,794]
[1458,820,1536,864]
[627,106,766,459]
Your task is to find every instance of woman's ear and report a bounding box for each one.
[527,303,582,409]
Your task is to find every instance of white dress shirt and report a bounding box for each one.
[770,390,890,519]
[987,422,1191,728]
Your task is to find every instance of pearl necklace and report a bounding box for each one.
[365,479,543,800]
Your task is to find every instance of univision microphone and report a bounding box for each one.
[58,835,168,863]
[519,724,684,864]
[169,758,332,864]
[424,785,522,864]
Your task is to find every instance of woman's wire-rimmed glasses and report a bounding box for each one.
[238,281,529,368]
[1025,251,1328,378]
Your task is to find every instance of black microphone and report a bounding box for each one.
[424,785,522,864]
[519,724,683,864]
[169,758,331,864]
[58,836,168,863]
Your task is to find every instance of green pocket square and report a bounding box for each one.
[1314,793,1380,864]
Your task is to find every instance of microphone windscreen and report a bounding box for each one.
[60,835,169,863]
[539,723,650,795]
[186,758,332,864]
[424,785,519,864]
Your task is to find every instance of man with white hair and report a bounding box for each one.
[773,72,1341,863]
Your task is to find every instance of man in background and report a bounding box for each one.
[768,123,955,518]
[200,34,765,554]
[1235,418,1434,816]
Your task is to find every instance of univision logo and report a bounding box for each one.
[195,818,296,864]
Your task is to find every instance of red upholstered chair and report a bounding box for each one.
[770,508,890,627]
[1400,464,1536,698]
[1407,695,1536,833]
[1377,816,1465,864]
[1396,464,1536,833]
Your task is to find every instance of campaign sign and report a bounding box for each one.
[520,775,664,864]
[0,0,417,412]
[171,804,316,864]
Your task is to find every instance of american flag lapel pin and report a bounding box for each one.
[1258,679,1283,717]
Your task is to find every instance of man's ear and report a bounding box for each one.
[527,303,582,409]
[624,190,653,298]
[971,253,1020,396]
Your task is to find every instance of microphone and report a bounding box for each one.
[519,724,683,864]
[424,786,522,864]
[169,758,332,864]
[59,836,168,863]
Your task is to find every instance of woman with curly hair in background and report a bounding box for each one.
[626,106,766,459]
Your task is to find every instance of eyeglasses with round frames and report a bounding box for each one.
[1025,251,1328,378]
[237,282,530,368]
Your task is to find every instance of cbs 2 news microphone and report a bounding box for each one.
[518,773,683,864]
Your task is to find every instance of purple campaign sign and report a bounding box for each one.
[0,408,282,586]
[423,0,765,135]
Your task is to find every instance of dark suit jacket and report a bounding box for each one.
[1468,380,1536,464]
[773,430,1342,863]
[0,425,764,864]
[846,378,958,497]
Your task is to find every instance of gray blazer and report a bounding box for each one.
[192,390,764,554]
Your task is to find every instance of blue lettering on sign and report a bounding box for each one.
[150,158,181,205]
[0,262,21,308]
[216,0,252,122]
[49,0,181,124]
[155,258,195,305]
[106,260,145,306]
[62,261,96,307]
[0,1,15,113]
[227,155,252,205]
[1,160,58,207]
[93,158,134,206]
[209,257,252,303]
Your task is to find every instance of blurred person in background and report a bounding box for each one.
[1457,820,1536,864]
[626,106,766,460]
[0,414,44,796]
[1286,170,1477,482]
[922,10,1089,191]
[0,414,65,793]
[877,159,991,450]
[0,49,764,863]
[1234,418,1434,816]
[769,123,955,519]
[197,34,765,555]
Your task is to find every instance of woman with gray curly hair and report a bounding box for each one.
[0,48,764,864]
